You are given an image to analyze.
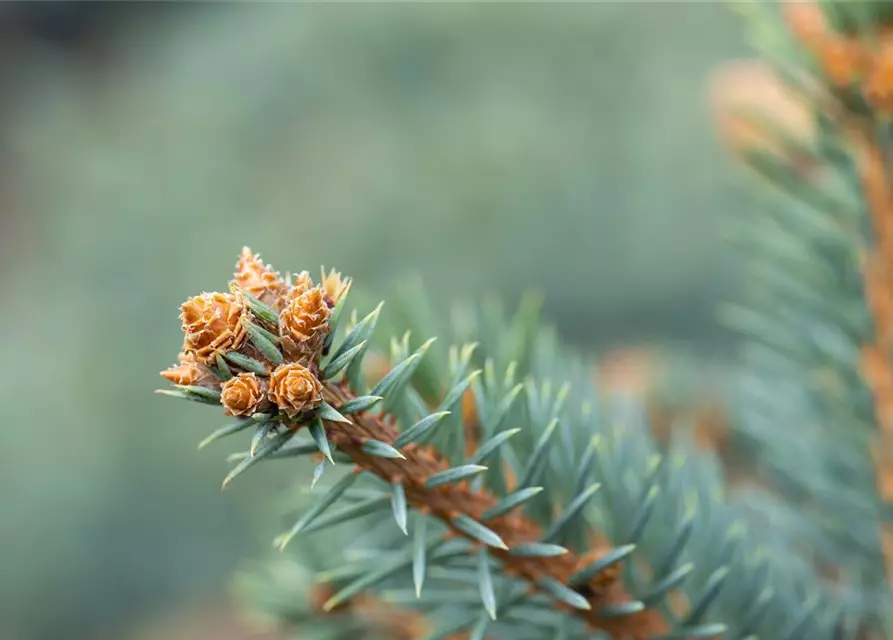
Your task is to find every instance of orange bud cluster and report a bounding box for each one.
[160,247,344,423]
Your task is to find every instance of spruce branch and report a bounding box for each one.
[159,247,833,638]
[157,248,673,637]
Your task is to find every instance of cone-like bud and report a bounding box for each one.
[272,270,313,312]
[231,247,288,308]
[279,286,331,363]
[292,271,314,298]
[180,292,249,364]
[160,352,218,387]
[321,267,351,307]
[221,372,267,417]
[268,362,323,417]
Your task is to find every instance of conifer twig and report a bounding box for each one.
[318,380,669,638]
[159,247,673,638]
[738,0,893,598]
[783,0,893,584]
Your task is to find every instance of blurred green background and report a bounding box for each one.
[0,3,748,639]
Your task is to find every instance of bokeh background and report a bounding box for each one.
[0,4,750,639]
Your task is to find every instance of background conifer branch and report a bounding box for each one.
[716,1,893,632]
[851,121,893,583]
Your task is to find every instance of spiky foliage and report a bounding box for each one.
[158,248,847,639]
[715,0,893,634]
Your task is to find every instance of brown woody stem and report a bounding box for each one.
[852,123,893,581]
[319,381,669,638]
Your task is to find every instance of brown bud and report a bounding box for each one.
[180,292,249,364]
[231,247,288,308]
[292,271,314,297]
[220,372,266,417]
[279,286,331,364]
[160,352,217,387]
[268,363,323,417]
[321,267,350,306]
[273,270,314,312]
